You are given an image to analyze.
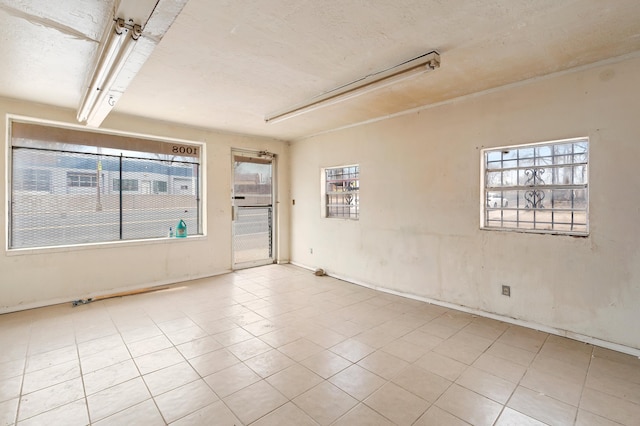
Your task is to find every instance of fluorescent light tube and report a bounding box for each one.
[85,34,137,126]
[265,50,440,124]
[77,18,141,126]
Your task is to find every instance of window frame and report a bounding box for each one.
[153,180,167,193]
[480,137,589,236]
[67,172,97,188]
[16,168,52,192]
[322,164,360,220]
[6,115,206,252]
[113,178,139,192]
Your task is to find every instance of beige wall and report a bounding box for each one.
[0,98,290,312]
[289,55,640,352]
[2,55,639,353]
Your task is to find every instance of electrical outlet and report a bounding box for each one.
[309,248,313,254]
[502,285,511,297]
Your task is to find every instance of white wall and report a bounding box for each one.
[0,97,290,312]
[289,54,640,352]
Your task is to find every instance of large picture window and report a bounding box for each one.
[8,119,203,249]
[482,138,588,235]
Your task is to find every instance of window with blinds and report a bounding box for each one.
[8,120,203,249]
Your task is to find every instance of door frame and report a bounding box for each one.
[231,149,277,269]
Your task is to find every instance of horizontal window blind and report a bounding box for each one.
[9,120,202,249]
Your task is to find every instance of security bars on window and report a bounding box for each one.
[482,138,588,235]
[9,121,201,250]
[325,165,359,219]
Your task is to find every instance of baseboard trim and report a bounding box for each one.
[0,269,232,315]
[291,262,640,357]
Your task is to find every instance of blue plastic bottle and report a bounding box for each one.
[176,219,187,238]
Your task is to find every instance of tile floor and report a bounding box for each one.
[1,264,639,425]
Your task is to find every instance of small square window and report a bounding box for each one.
[481,138,588,235]
[324,165,359,219]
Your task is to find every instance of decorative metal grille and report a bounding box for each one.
[483,138,588,235]
[325,165,359,219]
[10,147,200,249]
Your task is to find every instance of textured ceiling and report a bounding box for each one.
[1,0,640,141]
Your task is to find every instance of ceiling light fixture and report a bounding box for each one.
[265,50,441,124]
[77,18,142,126]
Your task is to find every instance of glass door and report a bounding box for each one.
[232,151,275,268]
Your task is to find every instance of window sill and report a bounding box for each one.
[480,226,588,237]
[5,234,206,256]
